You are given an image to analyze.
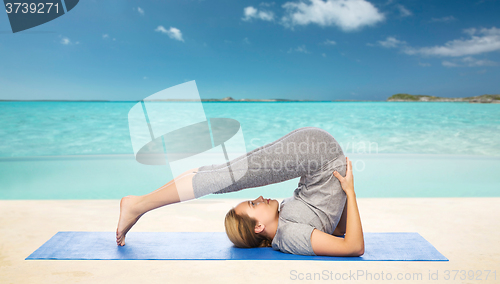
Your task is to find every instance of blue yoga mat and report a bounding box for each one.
[26,232,448,261]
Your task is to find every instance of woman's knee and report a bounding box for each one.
[295,127,343,160]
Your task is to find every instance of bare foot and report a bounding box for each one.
[116,195,144,246]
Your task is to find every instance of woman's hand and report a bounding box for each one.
[333,157,355,197]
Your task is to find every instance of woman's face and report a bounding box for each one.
[234,196,279,229]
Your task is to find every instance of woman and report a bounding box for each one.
[117,127,364,256]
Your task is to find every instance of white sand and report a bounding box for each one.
[1,198,499,284]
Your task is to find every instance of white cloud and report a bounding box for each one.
[243,37,251,44]
[281,0,384,31]
[322,53,326,57]
[323,39,337,45]
[102,34,109,39]
[60,37,71,45]
[137,7,144,15]
[442,61,459,67]
[371,27,500,68]
[260,2,275,7]
[288,44,310,54]
[429,16,456,23]
[377,36,406,48]
[463,28,477,36]
[155,26,184,42]
[243,6,257,20]
[462,56,497,66]
[404,27,500,57]
[442,56,498,68]
[242,6,275,21]
[397,4,411,17]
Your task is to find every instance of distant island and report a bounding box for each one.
[0,97,361,102]
[387,93,500,103]
[151,97,319,102]
[148,97,353,102]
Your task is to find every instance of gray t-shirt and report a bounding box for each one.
[271,157,347,256]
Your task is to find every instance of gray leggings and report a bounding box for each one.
[192,127,345,198]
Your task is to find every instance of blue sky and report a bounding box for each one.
[0,0,499,101]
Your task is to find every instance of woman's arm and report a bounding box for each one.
[332,199,347,236]
[311,157,364,256]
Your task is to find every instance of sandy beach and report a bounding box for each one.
[1,197,499,284]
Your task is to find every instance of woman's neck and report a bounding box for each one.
[265,214,279,240]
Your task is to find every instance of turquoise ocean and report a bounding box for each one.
[1,101,499,199]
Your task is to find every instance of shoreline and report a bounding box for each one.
[2,153,499,200]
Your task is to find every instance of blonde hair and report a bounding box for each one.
[224,208,273,248]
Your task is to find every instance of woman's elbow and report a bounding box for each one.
[356,246,364,256]
[352,242,364,256]
[356,242,365,256]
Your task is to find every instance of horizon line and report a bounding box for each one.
[0,99,385,102]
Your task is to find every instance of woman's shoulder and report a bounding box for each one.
[279,196,318,224]
[272,219,317,256]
